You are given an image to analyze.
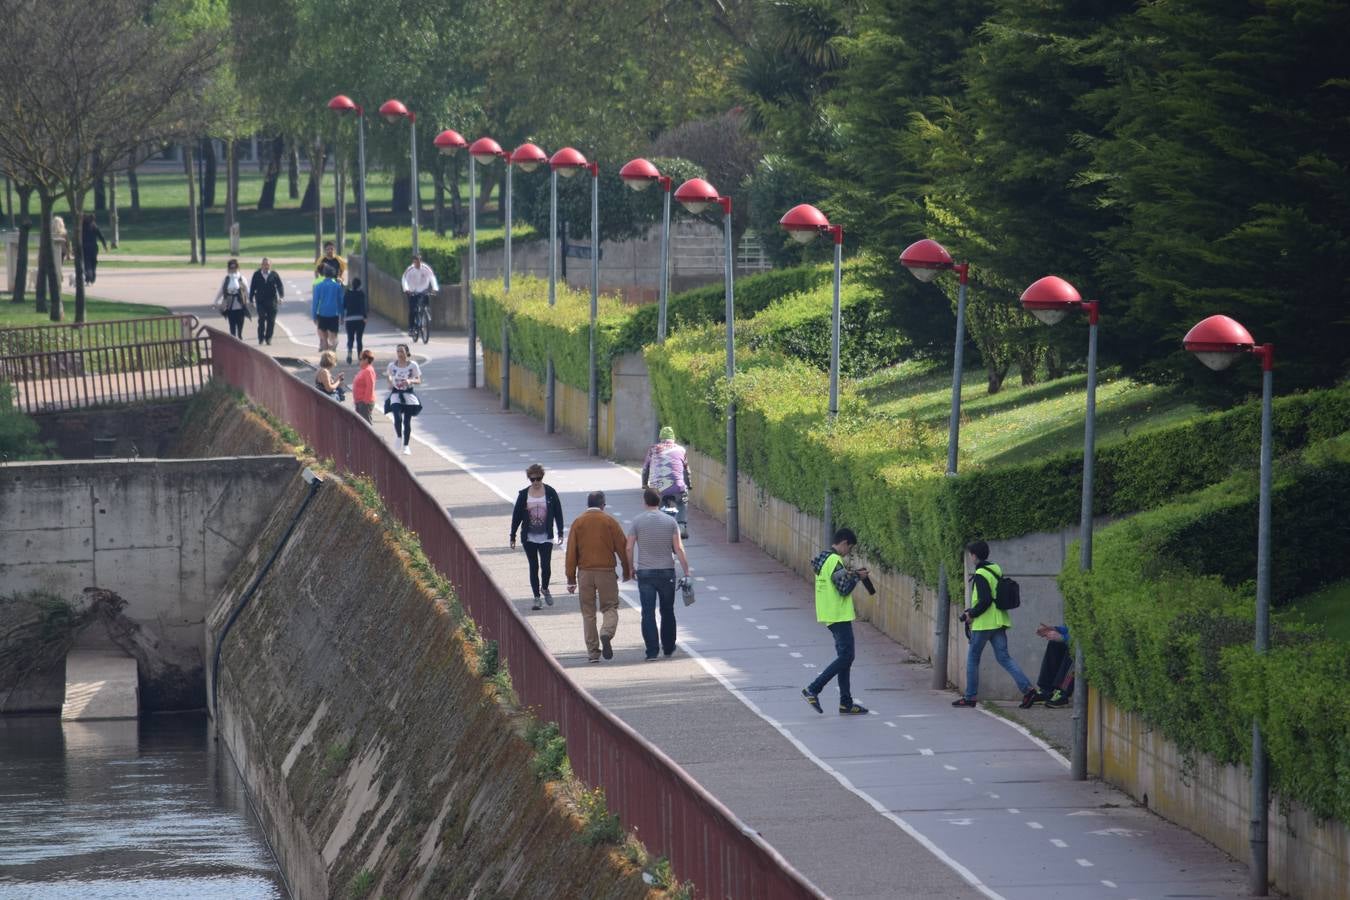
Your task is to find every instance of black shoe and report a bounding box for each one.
[346,352,353,365]
[1045,690,1071,708]
[1019,688,1041,709]
[839,702,869,715]
[952,697,978,708]
[543,590,553,607]
[600,634,613,660]
[802,688,822,714]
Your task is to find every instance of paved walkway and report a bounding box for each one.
[86,267,1251,900]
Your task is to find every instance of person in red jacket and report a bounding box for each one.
[351,349,376,424]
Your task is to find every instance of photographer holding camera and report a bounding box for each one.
[803,528,875,716]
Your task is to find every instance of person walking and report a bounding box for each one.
[953,540,1037,709]
[510,464,565,611]
[565,491,632,663]
[627,487,692,660]
[384,343,421,456]
[213,259,251,339]
[311,272,344,353]
[400,253,439,336]
[343,277,368,364]
[802,528,871,715]
[249,257,285,346]
[641,426,693,539]
[351,349,377,424]
[314,350,345,400]
[314,241,345,282]
[80,214,108,284]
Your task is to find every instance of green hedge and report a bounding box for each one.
[365,225,534,286]
[1059,433,1350,821]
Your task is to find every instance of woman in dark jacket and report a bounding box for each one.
[509,463,565,610]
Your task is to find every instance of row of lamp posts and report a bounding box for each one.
[325,94,1278,895]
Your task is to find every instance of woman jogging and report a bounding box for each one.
[385,343,422,455]
[213,259,251,339]
[509,464,565,610]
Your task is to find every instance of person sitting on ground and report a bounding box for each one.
[641,426,693,540]
[314,351,345,400]
[1023,623,1074,709]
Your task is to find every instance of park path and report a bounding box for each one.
[90,265,1251,900]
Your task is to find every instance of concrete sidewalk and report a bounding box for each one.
[89,267,1251,900]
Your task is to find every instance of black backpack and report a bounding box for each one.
[978,564,1021,611]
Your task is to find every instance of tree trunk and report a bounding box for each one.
[128,165,140,215]
[391,173,410,218]
[986,362,1008,394]
[36,190,60,320]
[257,136,282,211]
[109,171,119,248]
[224,139,236,241]
[335,151,346,253]
[449,157,463,235]
[1045,346,1066,380]
[68,193,88,323]
[200,138,217,208]
[12,185,32,304]
[288,144,300,200]
[432,160,445,236]
[4,173,12,228]
[304,139,328,258]
[184,145,199,264]
[94,176,106,213]
[1016,344,1042,386]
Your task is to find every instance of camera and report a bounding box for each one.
[859,574,876,595]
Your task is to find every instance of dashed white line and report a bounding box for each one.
[756,625,768,630]
[745,617,757,622]
[919,748,934,756]
[766,634,779,639]
[962,777,973,784]
[789,652,803,659]
[943,764,958,771]
[987,793,1000,799]
[1027,822,1043,830]
[1075,858,1094,868]
[1007,808,1021,815]
[1050,839,1068,848]
[731,604,742,610]
[1100,880,1117,888]
[884,721,896,728]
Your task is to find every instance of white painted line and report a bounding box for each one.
[766,634,779,639]
[1050,839,1068,848]
[802,663,816,668]
[694,576,706,582]
[1027,822,1043,830]
[730,604,742,610]
[745,617,757,623]
[789,652,803,659]
[756,625,768,630]
[919,748,934,756]
[987,793,999,799]
[777,643,789,648]
[1007,808,1021,814]
[707,584,718,591]
[1075,858,1094,867]
[943,764,958,771]
[718,595,731,601]
[895,714,934,719]
[962,777,973,784]
[902,734,914,741]
[884,721,896,728]
[1100,880,1117,888]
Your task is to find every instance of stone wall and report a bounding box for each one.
[32,399,192,460]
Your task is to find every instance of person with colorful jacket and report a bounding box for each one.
[310,273,344,354]
[641,426,693,539]
[802,528,871,715]
[952,540,1036,708]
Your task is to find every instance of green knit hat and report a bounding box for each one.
[659,426,675,441]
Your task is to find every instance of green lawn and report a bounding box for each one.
[1282,579,1350,644]
[856,362,1198,467]
[0,297,172,328]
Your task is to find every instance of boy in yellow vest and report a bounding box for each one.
[802,528,871,715]
[952,540,1036,708]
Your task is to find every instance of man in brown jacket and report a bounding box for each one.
[566,491,633,662]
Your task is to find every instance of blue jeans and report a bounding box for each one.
[965,627,1032,700]
[808,621,855,706]
[637,569,677,657]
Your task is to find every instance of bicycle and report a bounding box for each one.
[407,291,432,344]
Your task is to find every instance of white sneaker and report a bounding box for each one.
[402,445,412,456]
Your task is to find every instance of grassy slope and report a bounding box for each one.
[0,297,172,327]
[1283,579,1350,644]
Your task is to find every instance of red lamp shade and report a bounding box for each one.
[1183,314,1256,371]
[550,147,588,177]
[620,158,661,191]
[327,94,359,113]
[511,142,548,172]
[779,203,830,244]
[469,136,503,164]
[1020,275,1082,325]
[379,99,410,124]
[899,239,954,283]
[433,129,466,155]
[674,178,720,214]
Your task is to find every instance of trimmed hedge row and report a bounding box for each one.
[1059,432,1350,821]
[366,225,534,286]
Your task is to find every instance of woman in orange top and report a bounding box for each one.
[351,349,376,423]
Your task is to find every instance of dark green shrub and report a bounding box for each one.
[365,225,533,286]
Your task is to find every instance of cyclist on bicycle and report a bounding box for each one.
[642,426,693,540]
[401,253,439,337]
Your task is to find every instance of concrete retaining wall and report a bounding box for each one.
[33,400,192,460]
[0,456,298,710]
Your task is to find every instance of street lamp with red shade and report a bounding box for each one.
[379,99,421,255]
[621,159,675,394]
[328,94,371,294]
[547,147,601,455]
[1184,314,1275,897]
[676,177,738,542]
[460,136,508,395]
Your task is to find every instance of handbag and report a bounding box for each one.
[679,576,696,607]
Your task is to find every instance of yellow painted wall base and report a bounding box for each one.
[482,347,616,457]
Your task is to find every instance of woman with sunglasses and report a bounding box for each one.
[510,464,565,610]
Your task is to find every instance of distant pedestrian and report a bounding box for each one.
[400,253,439,337]
[249,257,285,346]
[52,215,69,261]
[213,258,251,339]
[311,273,343,353]
[314,241,345,282]
[953,540,1037,709]
[510,464,565,610]
[627,487,691,660]
[565,491,632,663]
[1026,623,1074,709]
[81,214,108,284]
[351,349,376,423]
[384,343,421,456]
[641,426,692,539]
[314,351,345,400]
[343,277,368,364]
[803,528,871,715]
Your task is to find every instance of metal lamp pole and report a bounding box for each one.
[329,97,372,306]
[378,100,419,255]
[1183,314,1274,896]
[1021,275,1100,781]
[545,163,559,433]
[900,239,970,690]
[620,158,674,442]
[468,138,505,405]
[587,162,600,456]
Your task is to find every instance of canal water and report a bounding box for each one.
[0,713,287,898]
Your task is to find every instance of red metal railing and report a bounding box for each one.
[0,314,200,356]
[210,329,823,899]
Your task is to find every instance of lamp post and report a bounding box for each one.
[548,148,598,451]
[432,129,470,385]
[1183,314,1274,897]
[676,177,738,542]
[900,238,971,691]
[780,204,843,546]
[379,99,419,255]
[328,95,371,306]
[507,143,549,293]
[469,137,508,407]
[621,158,674,442]
[1020,275,1099,782]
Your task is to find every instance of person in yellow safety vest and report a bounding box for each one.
[802,528,872,716]
[952,540,1037,708]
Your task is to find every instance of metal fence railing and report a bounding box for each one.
[209,329,824,900]
[0,317,212,414]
